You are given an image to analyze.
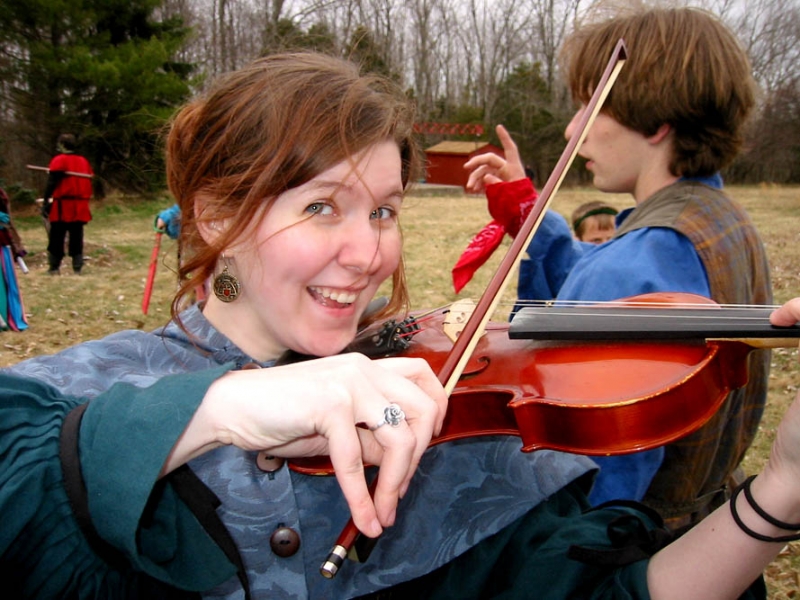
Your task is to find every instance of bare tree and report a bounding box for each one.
[458,0,533,122]
[407,0,437,118]
[527,0,586,92]
[694,0,800,182]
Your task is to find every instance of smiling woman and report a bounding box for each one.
[199,141,404,361]
[164,53,420,346]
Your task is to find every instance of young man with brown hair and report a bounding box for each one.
[464,6,772,533]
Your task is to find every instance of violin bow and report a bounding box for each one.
[320,38,628,579]
[436,38,628,396]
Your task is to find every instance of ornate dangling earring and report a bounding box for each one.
[213,257,241,302]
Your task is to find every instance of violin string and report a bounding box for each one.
[445,298,771,310]
[399,301,785,333]
[397,328,423,340]
[408,304,451,318]
[410,313,438,325]
[390,315,436,340]
[505,299,782,311]
[518,310,780,322]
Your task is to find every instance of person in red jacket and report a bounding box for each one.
[42,133,93,274]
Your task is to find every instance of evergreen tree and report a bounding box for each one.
[262,19,337,56]
[0,0,195,194]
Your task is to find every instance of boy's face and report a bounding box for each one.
[565,107,656,201]
[577,218,615,244]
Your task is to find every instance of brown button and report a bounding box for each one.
[270,526,300,557]
[256,451,285,473]
[241,362,261,370]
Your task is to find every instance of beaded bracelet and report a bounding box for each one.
[730,475,800,543]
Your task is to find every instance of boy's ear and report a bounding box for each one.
[648,123,672,145]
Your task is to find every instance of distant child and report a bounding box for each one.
[153,203,207,301]
[155,203,181,239]
[571,201,618,244]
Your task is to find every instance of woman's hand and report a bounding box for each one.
[646,297,800,598]
[464,124,527,194]
[171,353,447,538]
[769,298,800,327]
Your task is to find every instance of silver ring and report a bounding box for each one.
[370,403,405,430]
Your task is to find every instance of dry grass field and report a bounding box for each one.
[2,184,800,596]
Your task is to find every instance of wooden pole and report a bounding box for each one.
[26,164,93,179]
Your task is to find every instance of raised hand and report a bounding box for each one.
[464,124,527,194]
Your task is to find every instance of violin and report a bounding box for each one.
[291,291,800,473]
[295,292,800,575]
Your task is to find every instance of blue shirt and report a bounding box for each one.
[515,183,716,505]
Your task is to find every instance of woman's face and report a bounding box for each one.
[208,140,404,361]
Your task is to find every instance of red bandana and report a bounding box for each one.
[451,178,539,293]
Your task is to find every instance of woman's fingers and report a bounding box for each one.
[308,355,446,535]
[363,359,446,513]
[325,416,383,536]
[374,357,448,433]
[202,353,446,537]
[350,357,446,529]
[763,297,800,497]
[770,297,800,327]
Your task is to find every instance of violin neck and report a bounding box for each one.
[508,306,800,348]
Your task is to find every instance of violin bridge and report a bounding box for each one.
[443,299,477,343]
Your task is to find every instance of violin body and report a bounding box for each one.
[424,311,752,456]
[290,293,768,475]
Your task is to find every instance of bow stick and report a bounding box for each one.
[319,38,629,579]
[437,38,627,396]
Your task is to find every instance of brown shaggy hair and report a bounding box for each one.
[561,6,756,177]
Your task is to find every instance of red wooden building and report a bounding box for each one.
[424,141,504,190]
